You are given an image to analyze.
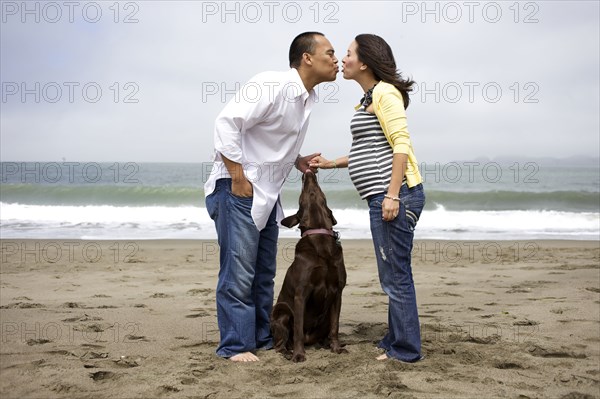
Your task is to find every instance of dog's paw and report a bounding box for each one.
[292,352,306,363]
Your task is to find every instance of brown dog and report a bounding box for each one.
[271,170,347,362]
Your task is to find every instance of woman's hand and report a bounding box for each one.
[382,197,400,221]
[308,155,332,169]
[296,153,321,173]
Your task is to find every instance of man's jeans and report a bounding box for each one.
[205,178,278,358]
[367,183,425,362]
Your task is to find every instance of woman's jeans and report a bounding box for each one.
[205,178,278,358]
[367,183,425,362]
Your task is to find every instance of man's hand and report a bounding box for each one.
[231,178,253,198]
[308,155,331,169]
[296,152,321,173]
[221,154,253,198]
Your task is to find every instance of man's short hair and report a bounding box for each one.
[289,32,324,68]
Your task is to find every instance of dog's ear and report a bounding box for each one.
[328,208,337,226]
[281,213,300,228]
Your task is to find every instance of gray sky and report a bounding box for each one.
[1,0,599,164]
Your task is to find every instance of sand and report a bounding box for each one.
[0,238,599,399]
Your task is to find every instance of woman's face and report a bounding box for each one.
[342,40,363,80]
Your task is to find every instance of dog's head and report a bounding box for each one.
[281,170,337,232]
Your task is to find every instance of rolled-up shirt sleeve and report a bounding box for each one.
[375,87,411,155]
[213,74,273,163]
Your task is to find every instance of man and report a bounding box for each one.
[204,32,338,362]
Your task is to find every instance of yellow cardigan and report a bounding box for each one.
[362,81,423,187]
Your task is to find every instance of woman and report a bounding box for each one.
[310,34,425,362]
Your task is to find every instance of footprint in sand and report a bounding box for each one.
[450,334,500,345]
[73,323,109,333]
[526,344,587,359]
[347,322,388,344]
[2,359,53,374]
[506,280,557,294]
[62,314,103,323]
[49,382,80,394]
[26,338,51,345]
[362,301,387,309]
[124,257,145,264]
[0,302,44,309]
[185,311,210,318]
[80,351,109,360]
[150,293,173,298]
[81,343,105,350]
[513,320,539,326]
[375,372,410,396]
[432,292,463,297]
[89,371,119,382]
[62,302,86,309]
[157,385,181,393]
[124,334,150,342]
[493,361,524,369]
[186,288,214,296]
[113,355,142,368]
[45,349,76,356]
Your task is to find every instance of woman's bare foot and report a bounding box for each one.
[230,352,259,362]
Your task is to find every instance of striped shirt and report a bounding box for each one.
[348,107,405,199]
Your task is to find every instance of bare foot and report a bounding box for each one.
[230,352,259,362]
[376,354,425,362]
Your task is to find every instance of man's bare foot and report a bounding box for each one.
[230,352,259,362]
[376,353,425,362]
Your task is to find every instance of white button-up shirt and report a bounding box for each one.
[204,68,317,231]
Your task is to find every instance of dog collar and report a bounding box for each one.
[301,228,335,238]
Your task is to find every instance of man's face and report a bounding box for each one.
[308,35,338,83]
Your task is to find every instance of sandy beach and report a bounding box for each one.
[0,238,598,399]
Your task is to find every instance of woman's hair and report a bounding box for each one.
[354,34,415,109]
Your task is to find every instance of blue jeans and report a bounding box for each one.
[205,178,278,358]
[367,183,425,362]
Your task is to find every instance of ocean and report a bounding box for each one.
[1,162,598,240]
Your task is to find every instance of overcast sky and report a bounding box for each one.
[1,0,599,164]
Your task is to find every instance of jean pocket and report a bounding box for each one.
[403,197,425,231]
[205,192,218,220]
[404,207,419,232]
[227,191,254,212]
[228,190,253,201]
